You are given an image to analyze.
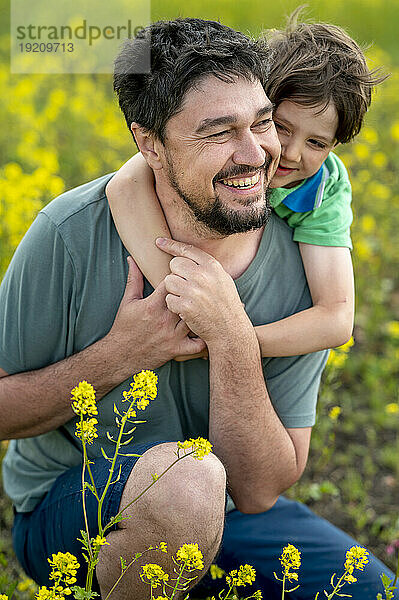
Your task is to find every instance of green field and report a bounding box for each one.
[1,0,399,598]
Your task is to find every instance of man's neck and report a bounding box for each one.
[155,183,265,280]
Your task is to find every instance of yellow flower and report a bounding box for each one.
[226,564,256,587]
[92,535,109,550]
[360,214,376,233]
[387,321,399,339]
[35,587,52,600]
[343,546,369,582]
[279,544,301,582]
[337,337,355,353]
[361,127,378,145]
[386,403,399,414]
[354,144,370,160]
[329,406,341,421]
[75,418,98,444]
[175,543,204,570]
[177,437,213,460]
[122,370,158,411]
[210,564,225,579]
[140,564,169,587]
[71,381,97,417]
[158,542,168,553]
[372,151,387,168]
[48,552,80,586]
[0,595,9,600]
[391,121,399,141]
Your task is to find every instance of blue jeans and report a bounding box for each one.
[13,443,397,599]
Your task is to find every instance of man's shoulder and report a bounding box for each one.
[41,172,115,228]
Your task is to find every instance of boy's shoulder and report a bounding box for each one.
[324,151,350,184]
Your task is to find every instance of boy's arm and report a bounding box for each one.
[106,153,172,288]
[255,244,354,356]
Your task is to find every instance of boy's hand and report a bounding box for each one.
[155,237,252,345]
[174,348,209,362]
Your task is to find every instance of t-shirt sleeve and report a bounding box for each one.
[0,212,76,374]
[281,153,353,249]
[263,350,329,428]
[290,177,353,248]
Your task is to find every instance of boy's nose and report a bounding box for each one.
[282,140,302,164]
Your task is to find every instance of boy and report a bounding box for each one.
[106,14,386,359]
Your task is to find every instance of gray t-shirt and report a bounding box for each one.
[0,173,328,512]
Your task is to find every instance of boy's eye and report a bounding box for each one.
[274,122,288,133]
[309,139,327,149]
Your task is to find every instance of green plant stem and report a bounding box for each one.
[111,450,194,527]
[325,572,346,599]
[170,558,188,599]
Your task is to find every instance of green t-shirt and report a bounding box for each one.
[271,152,353,249]
[0,173,328,512]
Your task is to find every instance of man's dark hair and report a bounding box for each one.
[265,9,388,144]
[114,18,271,144]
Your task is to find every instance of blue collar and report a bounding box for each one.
[281,163,329,213]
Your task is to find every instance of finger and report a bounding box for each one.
[164,273,191,296]
[180,336,207,357]
[169,256,198,278]
[124,256,144,302]
[155,237,215,267]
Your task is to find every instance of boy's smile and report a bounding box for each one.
[270,100,338,189]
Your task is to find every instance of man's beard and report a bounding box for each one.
[165,155,272,237]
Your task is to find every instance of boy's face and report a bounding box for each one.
[270,100,338,189]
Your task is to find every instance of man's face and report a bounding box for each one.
[156,75,281,236]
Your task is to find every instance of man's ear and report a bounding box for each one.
[130,122,163,170]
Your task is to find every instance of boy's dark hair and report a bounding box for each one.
[114,18,271,144]
[266,8,388,144]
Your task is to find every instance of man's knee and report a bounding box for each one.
[119,441,226,526]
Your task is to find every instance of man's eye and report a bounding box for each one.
[253,119,273,131]
[208,130,229,138]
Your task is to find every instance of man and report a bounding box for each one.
[0,18,396,600]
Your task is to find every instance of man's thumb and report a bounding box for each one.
[123,256,144,302]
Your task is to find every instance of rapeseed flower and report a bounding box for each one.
[329,406,341,421]
[75,418,98,444]
[122,370,158,410]
[226,564,256,587]
[176,543,204,570]
[210,564,225,579]
[279,544,301,582]
[71,381,97,417]
[177,437,213,460]
[48,552,80,585]
[140,564,169,587]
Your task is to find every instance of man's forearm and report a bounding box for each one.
[0,333,150,441]
[207,324,300,513]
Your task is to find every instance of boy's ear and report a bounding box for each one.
[130,122,163,170]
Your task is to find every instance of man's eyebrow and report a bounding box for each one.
[195,102,274,135]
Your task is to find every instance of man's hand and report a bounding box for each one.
[155,237,252,344]
[107,256,206,370]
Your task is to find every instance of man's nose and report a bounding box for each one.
[282,138,302,163]
[232,131,267,168]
